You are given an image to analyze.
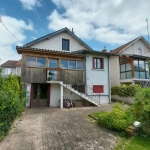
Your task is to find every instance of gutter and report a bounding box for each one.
[107,56,111,103]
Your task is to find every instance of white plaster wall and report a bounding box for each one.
[50,84,60,107]
[26,84,31,108]
[16,67,21,76]
[110,56,120,86]
[31,32,87,52]
[1,67,16,76]
[119,39,150,57]
[50,84,83,107]
[86,54,110,104]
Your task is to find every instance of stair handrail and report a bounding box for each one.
[57,69,101,104]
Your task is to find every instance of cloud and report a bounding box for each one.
[48,0,150,45]
[19,0,42,10]
[0,15,34,64]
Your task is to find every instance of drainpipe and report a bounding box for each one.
[108,56,111,103]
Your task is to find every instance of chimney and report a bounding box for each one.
[102,49,107,53]
[72,28,74,34]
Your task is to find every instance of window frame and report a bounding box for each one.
[92,57,104,69]
[93,85,104,93]
[62,38,70,51]
[26,56,46,68]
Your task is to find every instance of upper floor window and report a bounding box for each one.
[49,59,57,68]
[26,56,36,67]
[62,39,69,51]
[93,57,104,69]
[26,56,46,68]
[60,59,84,70]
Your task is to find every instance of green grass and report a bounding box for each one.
[115,136,150,150]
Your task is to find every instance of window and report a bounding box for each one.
[77,61,84,70]
[37,58,46,67]
[5,68,11,75]
[49,59,57,68]
[60,59,84,70]
[26,56,36,67]
[26,56,46,68]
[62,39,69,51]
[93,85,104,93]
[61,60,68,69]
[72,85,85,93]
[120,63,132,79]
[93,58,104,69]
[133,59,149,79]
[69,60,76,69]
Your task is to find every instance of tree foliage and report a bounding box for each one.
[0,69,26,139]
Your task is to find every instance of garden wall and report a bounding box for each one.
[111,95,134,104]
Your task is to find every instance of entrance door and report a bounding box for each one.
[32,84,49,107]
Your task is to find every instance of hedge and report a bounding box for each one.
[111,84,141,97]
[0,69,26,139]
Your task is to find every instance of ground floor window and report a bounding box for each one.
[72,84,85,93]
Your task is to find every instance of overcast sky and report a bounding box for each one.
[0,0,150,64]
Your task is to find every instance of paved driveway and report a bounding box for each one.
[0,105,120,150]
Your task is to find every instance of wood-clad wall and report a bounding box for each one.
[21,52,85,84]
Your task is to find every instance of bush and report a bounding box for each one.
[132,88,150,136]
[0,69,26,139]
[99,103,134,131]
[111,84,140,97]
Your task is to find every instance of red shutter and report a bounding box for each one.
[30,84,33,108]
[101,58,104,69]
[92,57,94,68]
[93,85,104,93]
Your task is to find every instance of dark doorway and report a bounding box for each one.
[32,84,49,107]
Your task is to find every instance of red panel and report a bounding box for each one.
[30,84,33,108]
[93,85,104,93]
[101,58,104,69]
[92,57,94,68]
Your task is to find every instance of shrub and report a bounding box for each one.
[99,103,134,131]
[0,69,26,139]
[132,88,150,136]
[111,84,140,97]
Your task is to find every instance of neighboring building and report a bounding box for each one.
[1,60,21,76]
[16,27,112,108]
[110,36,150,86]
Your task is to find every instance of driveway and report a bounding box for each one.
[0,105,120,150]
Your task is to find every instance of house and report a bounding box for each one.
[110,36,150,86]
[16,27,112,108]
[1,59,21,76]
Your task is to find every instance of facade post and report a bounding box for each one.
[60,84,63,109]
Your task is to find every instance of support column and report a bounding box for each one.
[60,84,63,109]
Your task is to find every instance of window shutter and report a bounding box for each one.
[93,85,104,93]
[101,58,104,69]
[92,57,94,68]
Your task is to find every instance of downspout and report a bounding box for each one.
[108,56,111,103]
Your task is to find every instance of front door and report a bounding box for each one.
[32,84,49,107]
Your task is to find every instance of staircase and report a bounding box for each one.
[59,82,100,106]
[47,70,101,106]
[140,80,150,88]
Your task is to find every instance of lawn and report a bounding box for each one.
[123,136,150,150]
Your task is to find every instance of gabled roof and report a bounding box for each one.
[110,36,149,54]
[1,60,18,67]
[24,27,93,51]
[15,59,22,67]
